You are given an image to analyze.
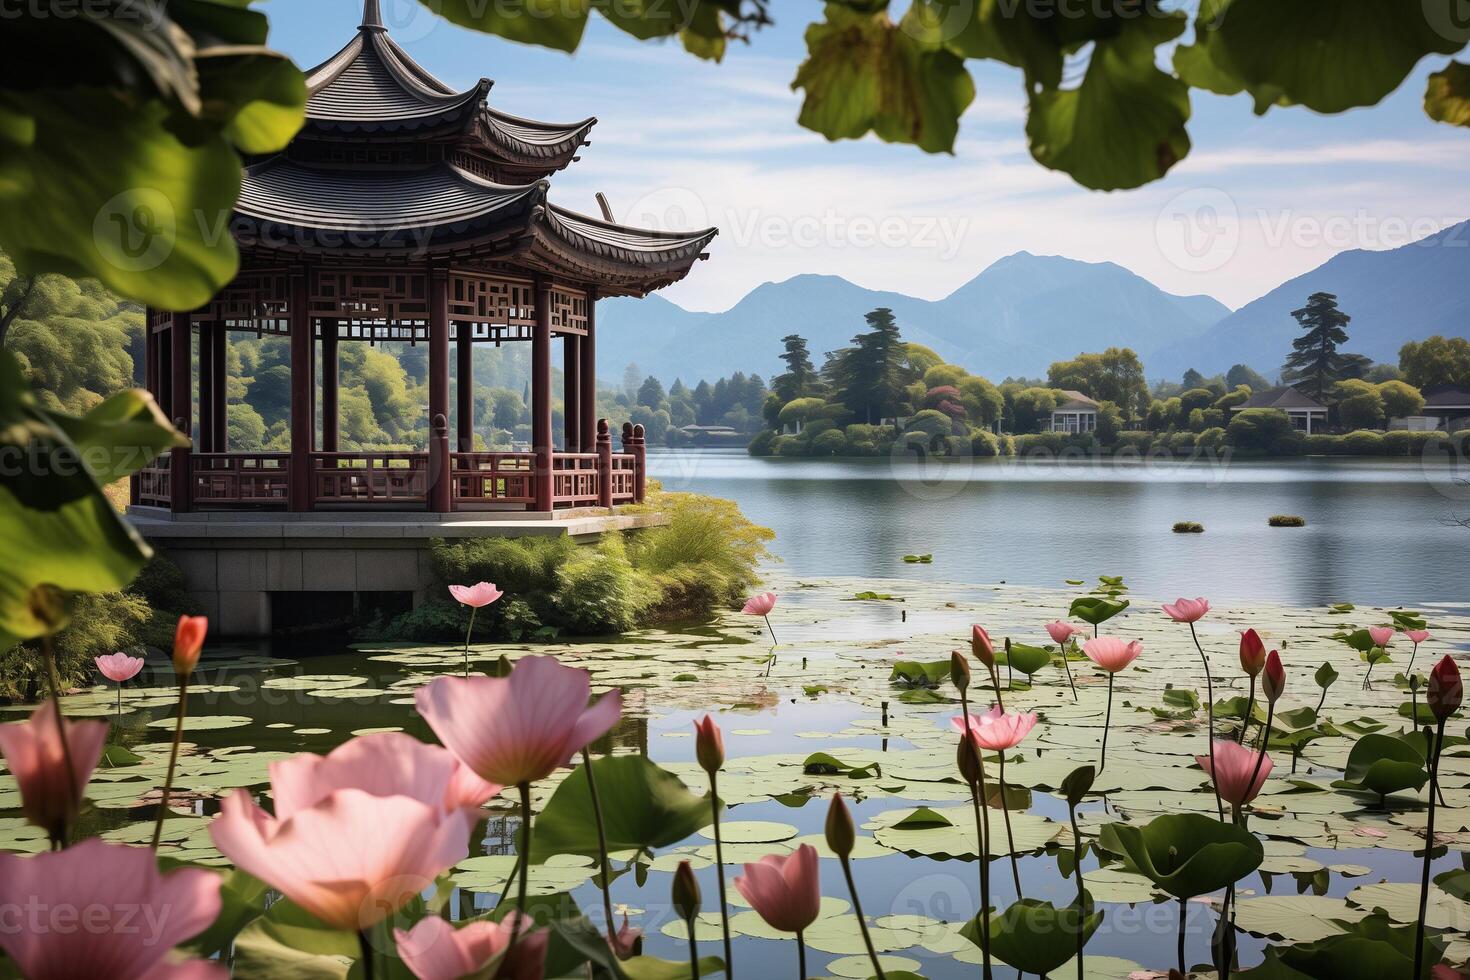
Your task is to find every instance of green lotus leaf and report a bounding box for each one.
[960,895,1102,974]
[1427,61,1470,127]
[1060,765,1095,808]
[1315,662,1340,690]
[1336,733,1427,800]
[531,756,711,862]
[1269,910,1444,980]
[1006,642,1052,678]
[1097,812,1263,899]
[621,955,727,979]
[890,660,949,687]
[1068,596,1130,626]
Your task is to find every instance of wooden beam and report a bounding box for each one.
[532,277,553,511]
[288,269,312,512]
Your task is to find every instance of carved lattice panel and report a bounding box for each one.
[549,287,588,335]
[206,268,291,335]
[448,271,538,342]
[314,269,429,342]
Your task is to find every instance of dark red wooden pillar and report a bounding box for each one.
[563,334,580,452]
[632,423,647,503]
[211,322,227,452]
[455,317,474,452]
[156,319,172,421]
[144,312,158,401]
[579,288,597,453]
[288,268,312,512]
[198,322,215,453]
[532,278,554,511]
[321,319,339,453]
[169,313,193,512]
[428,266,453,512]
[596,418,613,508]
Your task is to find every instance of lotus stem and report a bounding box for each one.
[581,749,617,944]
[1098,673,1114,775]
[1314,685,1328,720]
[687,926,699,980]
[1239,676,1256,744]
[1407,641,1420,675]
[1061,639,1078,701]
[360,930,376,980]
[763,614,777,645]
[1188,622,1225,820]
[1413,719,1447,980]
[1244,700,1275,810]
[150,673,190,849]
[40,638,79,849]
[971,758,994,980]
[988,663,1005,711]
[709,771,733,974]
[840,855,886,980]
[796,929,807,979]
[997,751,1021,896]
[504,782,533,965]
[1066,795,1086,980]
[462,607,477,677]
[1177,896,1187,974]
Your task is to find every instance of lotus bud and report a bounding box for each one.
[672,859,701,923]
[950,651,971,693]
[693,715,724,775]
[971,625,996,669]
[956,730,984,788]
[172,615,208,678]
[1429,655,1463,723]
[825,793,855,859]
[1238,628,1266,677]
[1262,651,1285,704]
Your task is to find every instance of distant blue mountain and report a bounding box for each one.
[1150,220,1470,380]
[598,253,1232,385]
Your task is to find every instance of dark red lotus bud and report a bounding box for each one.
[1429,655,1463,723]
[1238,628,1266,677]
[1262,650,1285,704]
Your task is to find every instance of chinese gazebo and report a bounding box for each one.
[135,0,716,515]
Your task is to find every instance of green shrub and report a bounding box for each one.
[1303,433,1342,455]
[970,429,1001,457]
[1341,429,1386,455]
[1172,522,1204,533]
[552,536,655,634]
[434,536,576,600]
[776,435,808,457]
[1114,430,1154,454]
[628,491,774,618]
[843,424,889,457]
[1381,430,1418,456]
[1168,431,1197,453]
[809,428,847,456]
[747,430,777,456]
[1014,431,1067,456]
[1268,515,1306,527]
[803,417,838,439]
[1195,427,1226,452]
[1,591,153,702]
[1227,408,1302,454]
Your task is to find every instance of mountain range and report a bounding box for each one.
[597,220,1470,386]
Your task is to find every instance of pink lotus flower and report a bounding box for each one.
[1238,628,1266,676]
[1262,650,1286,703]
[416,655,622,787]
[694,714,724,775]
[1161,597,1210,623]
[1044,621,1080,645]
[210,736,487,931]
[266,732,501,818]
[95,652,144,683]
[0,700,108,843]
[395,913,547,980]
[0,838,224,979]
[1196,738,1273,807]
[742,592,777,617]
[971,625,997,667]
[610,913,642,960]
[734,844,821,935]
[1082,636,1142,673]
[951,705,1039,751]
[1404,629,1432,645]
[1368,626,1395,648]
[173,615,208,677]
[448,582,503,609]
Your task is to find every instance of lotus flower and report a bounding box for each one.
[1368,626,1395,648]
[742,592,777,617]
[952,705,1039,751]
[971,624,997,667]
[448,582,503,608]
[694,714,724,775]
[395,913,547,980]
[1430,656,1463,722]
[173,615,208,677]
[1404,629,1432,645]
[0,838,224,979]
[734,844,821,934]
[1044,621,1081,645]
[416,656,622,787]
[95,652,144,683]
[0,700,107,844]
[210,735,487,931]
[1238,629,1266,676]
[1196,738,1272,807]
[610,914,642,961]
[1082,636,1142,673]
[1262,650,1285,703]
[1161,597,1210,623]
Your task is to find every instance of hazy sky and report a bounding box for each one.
[265,0,1470,314]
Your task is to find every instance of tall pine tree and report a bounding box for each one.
[1281,292,1364,401]
[773,333,821,403]
[825,308,908,424]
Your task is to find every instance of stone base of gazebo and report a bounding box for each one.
[129,506,665,637]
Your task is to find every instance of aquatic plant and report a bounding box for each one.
[1163,596,1222,818]
[447,581,501,677]
[1044,620,1081,700]
[827,793,886,980]
[734,845,821,978]
[1237,628,1266,742]
[743,591,779,643]
[152,614,207,848]
[1081,635,1142,774]
[0,699,106,848]
[1416,656,1464,979]
[954,705,1038,895]
[694,714,734,971]
[1268,515,1307,527]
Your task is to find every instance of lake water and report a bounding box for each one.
[649,449,1470,607]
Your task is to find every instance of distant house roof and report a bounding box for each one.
[680,424,739,435]
[1422,385,1470,410]
[1054,390,1099,412]
[1238,387,1327,412]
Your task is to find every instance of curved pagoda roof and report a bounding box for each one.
[237,0,716,297]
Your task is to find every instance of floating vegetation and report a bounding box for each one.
[1270,515,1308,527]
[1172,521,1205,533]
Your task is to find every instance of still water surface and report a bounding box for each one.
[649,449,1470,606]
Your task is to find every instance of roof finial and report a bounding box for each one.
[362,0,384,30]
